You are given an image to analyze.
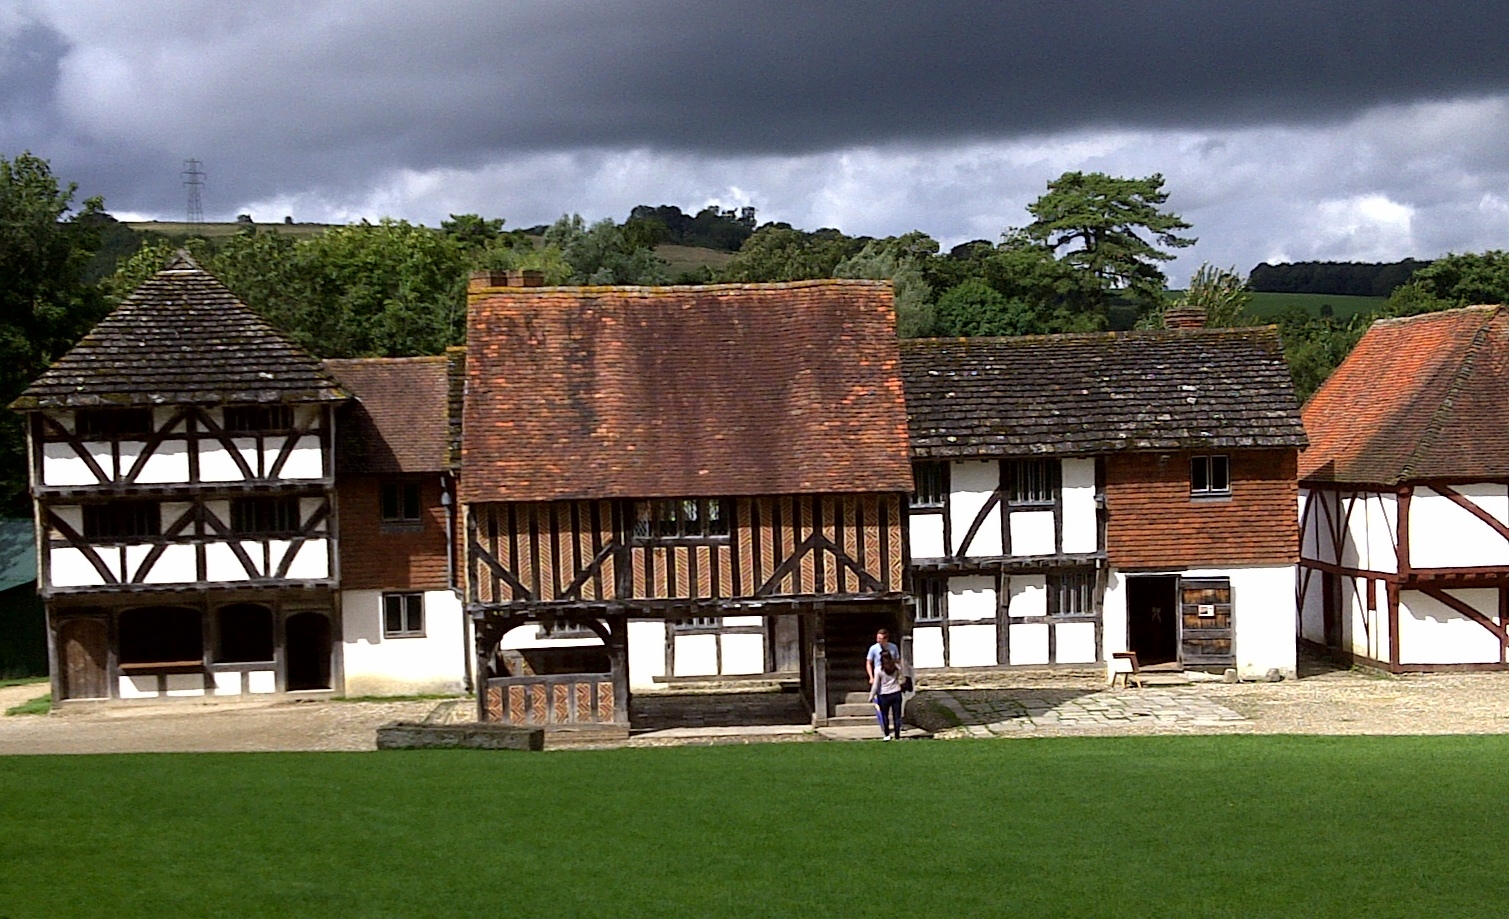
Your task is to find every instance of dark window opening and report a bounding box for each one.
[673,616,720,631]
[1050,569,1096,617]
[82,501,160,540]
[231,497,301,536]
[285,612,332,690]
[1191,455,1231,497]
[633,498,729,540]
[915,577,946,622]
[224,404,294,433]
[1006,459,1060,504]
[380,482,422,526]
[216,603,274,663]
[910,462,948,508]
[118,606,203,665]
[76,408,153,438]
[383,593,424,638]
[536,618,597,640]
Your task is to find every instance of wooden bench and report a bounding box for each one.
[1109,651,1144,689]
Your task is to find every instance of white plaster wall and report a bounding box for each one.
[1398,589,1502,665]
[205,542,250,581]
[949,623,997,666]
[248,670,276,693]
[628,619,666,690]
[132,543,195,585]
[673,634,718,676]
[1410,486,1509,569]
[951,461,1001,557]
[341,589,467,695]
[281,539,330,580]
[1298,568,1325,644]
[1300,489,1339,563]
[213,671,241,695]
[1061,458,1098,554]
[50,547,112,587]
[910,513,945,559]
[1006,575,1046,617]
[1009,511,1055,556]
[120,675,156,699]
[42,443,94,486]
[723,615,761,627]
[278,436,324,480]
[500,624,603,650]
[164,674,203,697]
[1346,576,1389,663]
[721,634,764,674]
[1008,623,1049,664]
[1056,621,1098,663]
[199,446,245,482]
[51,505,82,532]
[913,626,945,668]
[1345,492,1397,573]
[1102,570,1129,659]
[948,575,996,621]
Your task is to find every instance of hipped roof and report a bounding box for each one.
[1300,305,1509,484]
[325,357,450,474]
[901,327,1307,457]
[10,253,346,411]
[460,280,913,503]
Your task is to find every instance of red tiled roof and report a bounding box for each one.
[460,280,913,503]
[325,357,450,474]
[1300,305,1509,484]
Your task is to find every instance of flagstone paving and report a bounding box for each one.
[925,687,1251,739]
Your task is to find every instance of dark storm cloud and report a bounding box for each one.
[7,0,1509,221]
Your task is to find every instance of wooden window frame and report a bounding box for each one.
[223,404,294,434]
[1048,569,1096,618]
[230,496,302,537]
[1190,454,1232,498]
[631,498,730,543]
[75,408,153,439]
[1005,458,1060,506]
[380,481,423,530]
[383,592,425,638]
[672,616,720,631]
[910,461,948,509]
[82,500,161,540]
[914,575,947,623]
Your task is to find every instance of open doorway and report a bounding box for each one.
[285,612,332,690]
[1127,575,1179,666]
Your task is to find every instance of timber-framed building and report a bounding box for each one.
[461,275,913,728]
[1300,306,1509,671]
[11,254,349,702]
[900,319,1307,678]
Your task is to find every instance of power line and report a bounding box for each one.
[182,159,205,224]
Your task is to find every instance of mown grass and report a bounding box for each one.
[1,736,1506,918]
[2,695,49,716]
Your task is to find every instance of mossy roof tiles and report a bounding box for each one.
[901,327,1307,458]
[325,356,450,475]
[10,254,346,411]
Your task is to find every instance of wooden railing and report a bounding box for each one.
[484,673,623,726]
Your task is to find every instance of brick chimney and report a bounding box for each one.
[467,269,547,292]
[1163,306,1207,330]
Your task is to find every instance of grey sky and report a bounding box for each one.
[4,1,1509,283]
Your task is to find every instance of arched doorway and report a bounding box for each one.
[57,618,107,700]
[285,612,332,690]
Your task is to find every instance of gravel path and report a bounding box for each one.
[7,659,1509,754]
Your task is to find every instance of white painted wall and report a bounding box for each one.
[341,589,467,696]
[912,626,945,668]
[1298,567,1325,644]
[948,575,996,621]
[673,634,718,676]
[1056,621,1098,663]
[1104,564,1297,679]
[721,634,764,674]
[950,623,997,666]
[909,513,945,559]
[951,461,1001,557]
[42,443,94,486]
[1009,511,1055,556]
[1410,485,1509,569]
[1061,458,1098,553]
[627,619,666,690]
[280,436,325,479]
[1341,492,1397,573]
[50,547,112,587]
[1007,623,1048,664]
[1398,588,1502,665]
[1006,575,1046,618]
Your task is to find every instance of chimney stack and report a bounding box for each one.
[467,269,547,292]
[1163,306,1207,330]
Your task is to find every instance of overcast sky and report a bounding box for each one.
[4,1,1509,283]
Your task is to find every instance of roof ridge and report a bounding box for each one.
[472,278,893,296]
[1401,308,1498,480]
[1371,304,1499,328]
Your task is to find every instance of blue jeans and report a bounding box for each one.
[875,691,903,738]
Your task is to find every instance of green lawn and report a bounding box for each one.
[1,736,1504,918]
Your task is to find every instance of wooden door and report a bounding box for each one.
[59,618,108,700]
[1179,579,1235,668]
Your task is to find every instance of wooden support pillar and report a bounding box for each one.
[810,603,828,727]
[608,613,631,727]
[473,612,490,723]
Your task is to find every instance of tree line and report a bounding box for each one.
[1248,259,1428,297]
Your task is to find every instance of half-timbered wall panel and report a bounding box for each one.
[1061,458,1098,553]
[950,461,1002,557]
[1398,589,1503,664]
[467,493,904,606]
[1409,485,1509,569]
[909,458,1101,562]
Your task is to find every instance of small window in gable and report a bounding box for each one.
[910,462,948,508]
[1190,455,1231,497]
[76,408,152,438]
[380,482,423,527]
[1006,459,1060,505]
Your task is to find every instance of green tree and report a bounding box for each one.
[1020,171,1195,317]
[544,215,668,285]
[834,233,937,337]
[0,153,110,512]
[1383,251,1509,316]
[718,224,860,282]
[1144,263,1253,329]
[935,279,1042,337]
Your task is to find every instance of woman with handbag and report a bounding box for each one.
[869,649,909,741]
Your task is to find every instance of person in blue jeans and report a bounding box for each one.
[869,649,906,740]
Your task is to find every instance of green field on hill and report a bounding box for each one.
[1,735,1504,917]
[1246,291,1387,322]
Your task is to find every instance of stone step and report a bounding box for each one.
[843,691,874,704]
[825,714,880,729]
[835,701,877,717]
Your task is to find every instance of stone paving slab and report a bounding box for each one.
[929,686,1251,739]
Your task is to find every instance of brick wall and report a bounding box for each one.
[1106,449,1298,570]
[338,474,450,590]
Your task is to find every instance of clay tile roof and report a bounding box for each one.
[10,253,346,410]
[1300,305,1509,484]
[901,327,1307,458]
[325,357,450,474]
[460,280,913,503]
